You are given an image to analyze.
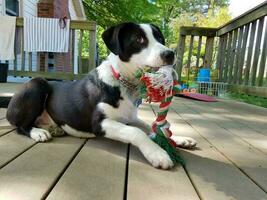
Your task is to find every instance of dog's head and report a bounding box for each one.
[102,22,174,71]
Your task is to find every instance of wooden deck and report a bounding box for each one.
[0,97,266,200]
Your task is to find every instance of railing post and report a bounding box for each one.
[251,17,264,86]
[196,36,202,68]
[244,21,257,85]
[223,31,233,82]
[238,24,249,84]
[217,34,227,82]
[233,26,244,84]
[204,36,214,68]
[88,28,97,71]
[175,34,186,80]
[258,22,267,87]
[78,30,84,74]
[227,29,238,83]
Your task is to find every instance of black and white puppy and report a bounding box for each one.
[6,23,196,169]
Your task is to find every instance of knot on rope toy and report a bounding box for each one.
[136,65,185,166]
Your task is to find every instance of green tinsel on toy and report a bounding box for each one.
[135,65,185,166]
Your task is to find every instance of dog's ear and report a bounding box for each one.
[102,25,121,55]
[102,23,136,55]
[150,24,165,45]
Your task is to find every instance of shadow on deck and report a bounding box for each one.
[0,82,266,199]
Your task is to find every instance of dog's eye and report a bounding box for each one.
[137,37,145,44]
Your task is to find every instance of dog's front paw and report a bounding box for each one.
[171,136,197,149]
[144,148,174,169]
[30,128,52,142]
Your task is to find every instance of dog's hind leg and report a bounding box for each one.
[6,77,52,142]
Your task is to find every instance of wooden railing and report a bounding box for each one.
[176,1,267,97]
[5,18,97,80]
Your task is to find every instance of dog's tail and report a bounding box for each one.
[6,77,51,131]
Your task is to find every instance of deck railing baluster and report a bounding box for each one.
[257,20,267,87]
[8,18,97,80]
[251,17,264,86]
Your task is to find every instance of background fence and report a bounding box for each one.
[175,1,267,97]
[1,18,97,80]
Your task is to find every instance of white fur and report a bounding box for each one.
[97,97,137,124]
[171,136,197,149]
[95,24,197,169]
[61,125,95,138]
[101,118,174,169]
[30,128,52,142]
[129,24,170,69]
[31,24,195,169]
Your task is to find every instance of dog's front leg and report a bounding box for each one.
[101,118,173,169]
[129,118,151,135]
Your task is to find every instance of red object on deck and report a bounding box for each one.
[178,92,218,102]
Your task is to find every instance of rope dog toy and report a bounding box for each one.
[136,65,184,166]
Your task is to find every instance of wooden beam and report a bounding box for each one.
[88,30,97,70]
[204,36,214,68]
[238,24,249,84]
[180,26,217,37]
[258,22,267,86]
[223,32,233,82]
[196,36,202,68]
[186,35,194,70]
[227,29,238,83]
[233,27,244,84]
[218,34,227,81]
[244,21,257,85]
[8,70,87,80]
[78,30,84,74]
[217,1,267,36]
[16,18,96,31]
[229,84,267,98]
[251,17,264,86]
[175,35,186,80]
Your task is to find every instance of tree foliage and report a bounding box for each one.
[82,0,231,60]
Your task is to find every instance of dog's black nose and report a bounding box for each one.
[160,50,175,64]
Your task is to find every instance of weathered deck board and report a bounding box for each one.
[172,98,267,192]
[204,99,267,134]
[128,146,200,200]
[0,128,13,136]
[0,117,14,136]
[180,99,267,154]
[46,138,127,200]
[166,104,267,200]
[0,97,266,199]
[127,104,200,200]
[0,109,6,119]
[0,137,85,200]
[0,131,35,168]
[0,83,21,97]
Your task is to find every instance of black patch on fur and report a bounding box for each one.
[45,70,122,136]
[102,22,148,62]
[7,71,123,138]
[6,77,51,131]
[150,24,165,45]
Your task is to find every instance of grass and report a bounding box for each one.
[226,93,267,108]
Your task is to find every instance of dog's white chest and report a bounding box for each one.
[97,97,137,124]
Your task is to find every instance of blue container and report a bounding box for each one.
[197,68,210,82]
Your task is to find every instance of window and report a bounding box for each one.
[6,0,18,16]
